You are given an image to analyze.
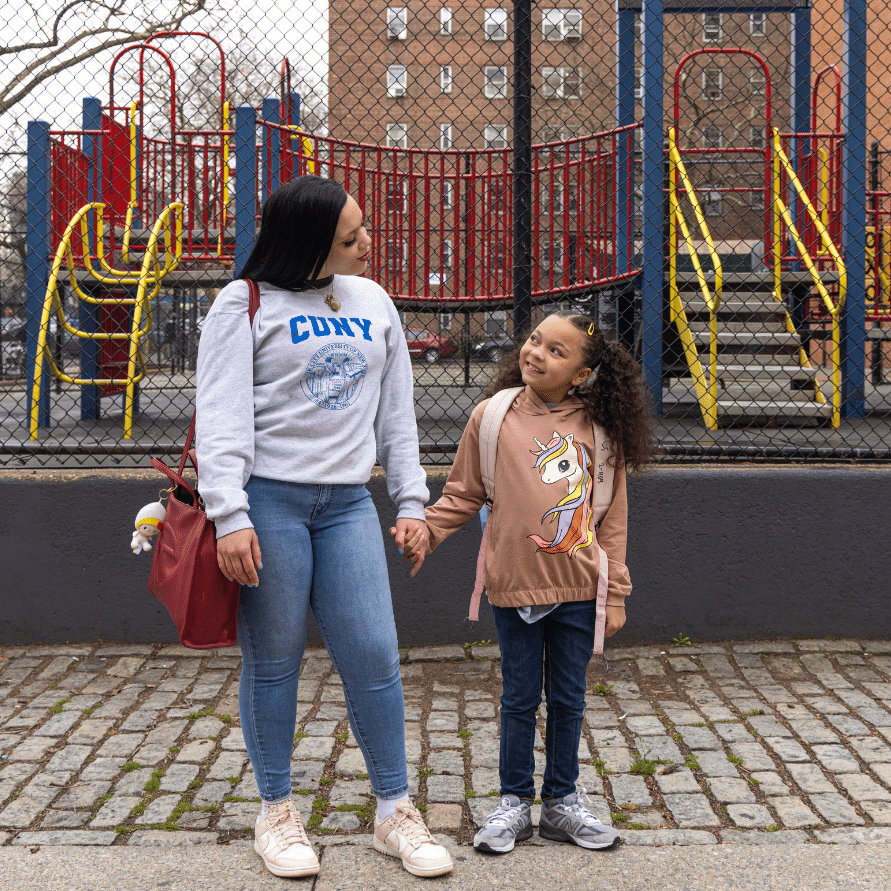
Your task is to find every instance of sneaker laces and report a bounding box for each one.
[268,807,310,847]
[486,797,527,828]
[560,788,602,827]
[392,804,436,846]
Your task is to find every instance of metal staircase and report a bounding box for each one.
[665,127,844,431]
[668,271,833,426]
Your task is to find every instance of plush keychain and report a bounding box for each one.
[131,501,167,554]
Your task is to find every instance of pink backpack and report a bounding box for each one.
[470,386,615,654]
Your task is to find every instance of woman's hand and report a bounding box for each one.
[390,519,429,577]
[217,528,262,587]
[605,605,626,638]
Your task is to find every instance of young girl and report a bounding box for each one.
[404,311,652,854]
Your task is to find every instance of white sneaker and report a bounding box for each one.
[373,801,454,877]
[254,800,320,878]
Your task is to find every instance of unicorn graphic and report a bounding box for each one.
[527,431,594,557]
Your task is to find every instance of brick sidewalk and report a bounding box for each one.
[1,639,891,849]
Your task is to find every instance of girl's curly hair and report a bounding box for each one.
[483,311,655,472]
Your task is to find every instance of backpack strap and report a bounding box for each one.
[590,421,614,654]
[478,386,524,502]
[468,386,524,621]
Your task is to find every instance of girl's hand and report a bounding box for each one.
[217,528,262,587]
[605,605,626,638]
[390,519,428,577]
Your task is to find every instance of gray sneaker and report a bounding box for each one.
[539,789,621,849]
[473,794,533,854]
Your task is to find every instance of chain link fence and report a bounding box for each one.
[0,0,888,467]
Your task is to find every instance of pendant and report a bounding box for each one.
[325,293,341,312]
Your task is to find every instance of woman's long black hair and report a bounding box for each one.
[238,176,348,290]
[484,311,655,472]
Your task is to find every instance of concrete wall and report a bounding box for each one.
[1,466,889,647]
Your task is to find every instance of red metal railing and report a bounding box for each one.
[261,121,641,303]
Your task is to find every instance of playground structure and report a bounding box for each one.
[22,3,889,444]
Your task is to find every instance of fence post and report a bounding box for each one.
[80,98,102,421]
[234,106,257,279]
[790,3,811,267]
[640,0,664,413]
[261,98,281,199]
[841,0,867,418]
[615,2,637,351]
[512,0,533,336]
[26,120,51,430]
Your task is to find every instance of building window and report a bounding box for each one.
[703,67,723,101]
[750,126,766,151]
[634,66,643,100]
[749,68,766,97]
[443,181,453,207]
[750,12,766,36]
[702,189,722,216]
[750,189,765,211]
[634,13,642,41]
[540,125,567,144]
[442,239,453,268]
[485,124,508,150]
[439,311,453,330]
[485,180,508,215]
[440,65,452,94]
[702,12,722,42]
[388,181,407,214]
[386,123,408,148]
[386,240,407,272]
[486,309,506,336]
[484,8,508,41]
[485,66,508,99]
[541,236,563,272]
[439,7,452,35]
[542,67,582,99]
[386,65,407,98]
[702,125,722,149]
[386,7,408,40]
[542,9,582,41]
[439,123,452,150]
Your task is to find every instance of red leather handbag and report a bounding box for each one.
[147,279,260,649]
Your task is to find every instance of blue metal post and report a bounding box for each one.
[291,92,301,128]
[261,98,281,200]
[640,0,664,413]
[26,121,51,429]
[234,106,257,279]
[790,5,812,269]
[841,0,867,417]
[80,98,102,420]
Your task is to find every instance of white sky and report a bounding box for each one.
[0,0,329,148]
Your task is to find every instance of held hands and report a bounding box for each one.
[389,518,429,577]
[605,605,626,638]
[216,528,263,587]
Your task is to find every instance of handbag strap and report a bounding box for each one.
[176,279,261,477]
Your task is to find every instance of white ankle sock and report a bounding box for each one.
[260,796,292,820]
[376,794,410,821]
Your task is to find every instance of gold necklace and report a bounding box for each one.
[325,292,341,312]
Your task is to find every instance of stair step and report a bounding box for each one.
[715,400,833,425]
[683,298,785,317]
[691,332,799,352]
[717,382,822,401]
[716,363,818,381]
[676,270,841,290]
[688,320,790,335]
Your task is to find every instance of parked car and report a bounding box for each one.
[403,327,456,363]
[471,335,514,363]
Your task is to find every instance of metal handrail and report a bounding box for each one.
[667,127,722,431]
[771,128,847,428]
[29,202,184,441]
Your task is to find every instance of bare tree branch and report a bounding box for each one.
[0,0,206,117]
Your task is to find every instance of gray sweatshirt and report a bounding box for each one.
[195,276,428,537]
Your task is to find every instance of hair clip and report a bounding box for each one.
[587,322,596,336]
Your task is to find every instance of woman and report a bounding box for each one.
[196,176,451,879]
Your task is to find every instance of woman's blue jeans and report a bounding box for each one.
[238,476,408,802]
[492,600,597,802]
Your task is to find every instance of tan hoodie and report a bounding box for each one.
[425,386,631,609]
